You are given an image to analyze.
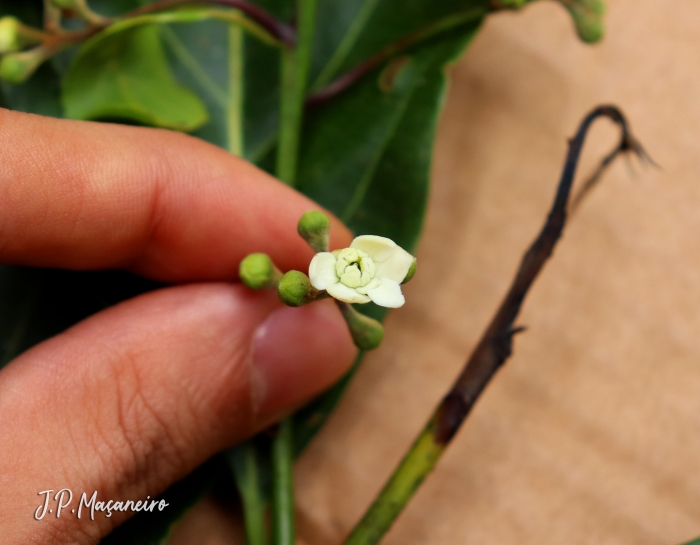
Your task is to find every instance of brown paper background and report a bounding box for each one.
[172,1,700,543]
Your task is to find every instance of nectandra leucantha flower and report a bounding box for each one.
[309,236,415,308]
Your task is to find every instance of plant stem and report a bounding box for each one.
[125,0,295,45]
[110,9,280,47]
[228,442,268,545]
[275,0,318,186]
[39,6,281,64]
[272,418,295,545]
[343,420,444,545]
[342,106,651,545]
[228,24,245,155]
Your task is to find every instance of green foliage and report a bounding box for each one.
[64,24,209,130]
[0,0,602,542]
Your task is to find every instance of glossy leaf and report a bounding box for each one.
[292,26,481,453]
[310,0,490,89]
[63,24,209,131]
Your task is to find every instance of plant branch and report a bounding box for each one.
[342,105,650,545]
[125,0,295,46]
[228,442,268,545]
[18,2,284,84]
[306,8,487,106]
[272,418,295,545]
[275,0,318,186]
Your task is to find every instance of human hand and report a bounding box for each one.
[0,109,356,544]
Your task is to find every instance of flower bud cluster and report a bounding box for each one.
[0,1,111,85]
[0,17,47,84]
[238,210,417,351]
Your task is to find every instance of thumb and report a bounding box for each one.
[0,283,356,544]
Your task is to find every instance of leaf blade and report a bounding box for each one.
[63,24,209,131]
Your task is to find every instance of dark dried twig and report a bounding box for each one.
[343,105,649,545]
[569,117,656,214]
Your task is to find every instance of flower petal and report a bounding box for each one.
[367,279,405,308]
[326,282,371,304]
[309,252,338,290]
[375,247,415,284]
[351,235,396,262]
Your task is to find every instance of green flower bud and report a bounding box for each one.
[401,259,417,285]
[239,253,282,290]
[0,17,44,54]
[0,48,46,84]
[278,270,315,307]
[560,0,605,43]
[298,210,330,253]
[337,302,384,351]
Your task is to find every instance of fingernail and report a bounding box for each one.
[251,300,356,417]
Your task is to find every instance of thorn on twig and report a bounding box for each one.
[569,113,656,215]
[509,325,528,336]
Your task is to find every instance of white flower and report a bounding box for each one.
[308,235,415,308]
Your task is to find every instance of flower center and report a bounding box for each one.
[335,248,377,289]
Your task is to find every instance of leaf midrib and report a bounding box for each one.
[310,0,381,91]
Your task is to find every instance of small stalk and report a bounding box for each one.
[271,418,295,545]
[228,442,268,545]
[275,0,318,186]
[125,0,295,45]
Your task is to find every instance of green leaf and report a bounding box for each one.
[292,25,482,453]
[63,24,209,131]
[310,0,490,89]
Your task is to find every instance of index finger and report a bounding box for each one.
[0,109,351,281]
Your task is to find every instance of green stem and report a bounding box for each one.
[112,9,281,47]
[228,442,268,545]
[272,418,295,545]
[275,0,318,186]
[342,417,445,545]
[228,23,245,155]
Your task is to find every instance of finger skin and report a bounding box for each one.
[0,109,352,280]
[0,284,356,544]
